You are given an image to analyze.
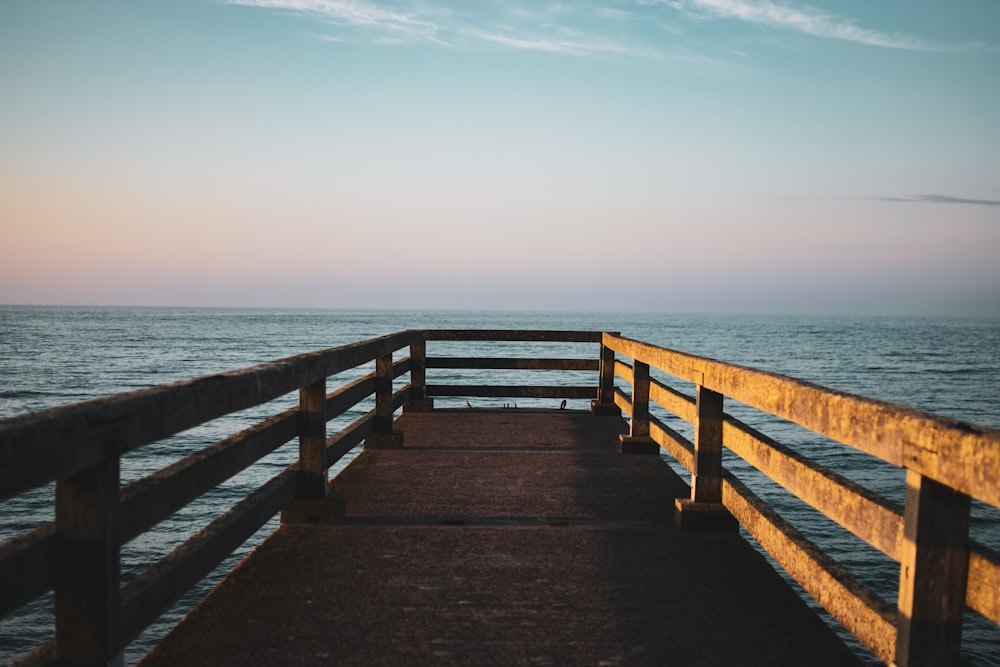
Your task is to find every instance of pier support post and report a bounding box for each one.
[365,353,403,449]
[619,359,657,454]
[894,470,970,667]
[55,458,123,666]
[675,385,737,531]
[283,378,344,525]
[403,338,434,413]
[591,333,621,416]
[296,379,328,499]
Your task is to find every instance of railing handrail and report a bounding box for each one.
[0,330,422,502]
[604,332,1000,667]
[0,328,607,665]
[1,328,996,667]
[603,333,1000,508]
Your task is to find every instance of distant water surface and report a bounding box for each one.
[0,307,997,665]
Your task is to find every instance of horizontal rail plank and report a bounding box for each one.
[426,385,597,400]
[326,412,375,468]
[392,386,411,412]
[967,543,1000,623]
[326,375,376,421]
[119,408,298,544]
[613,359,633,384]
[0,524,56,620]
[427,357,598,371]
[423,330,603,343]
[119,469,296,648]
[650,379,696,424]
[606,334,1000,508]
[0,331,420,501]
[650,418,695,473]
[393,357,412,380]
[722,473,898,665]
[723,417,904,560]
[614,387,632,416]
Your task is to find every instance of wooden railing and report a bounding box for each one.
[603,333,1000,667]
[0,330,603,665]
[1,330,997,667]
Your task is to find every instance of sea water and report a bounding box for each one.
[0,307,997,665]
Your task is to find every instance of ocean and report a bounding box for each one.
[1,306,998,665]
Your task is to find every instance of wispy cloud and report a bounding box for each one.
[665,0,943,52]
[227,0,982,60]
[228,0,444,43]
[228,0,670,59]
[876,194,1000,207]
[470,29,664,59]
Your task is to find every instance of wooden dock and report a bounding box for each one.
[138,409,860,666]
[2,329,998,666]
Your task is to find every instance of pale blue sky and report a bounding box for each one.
[1,1,998,315]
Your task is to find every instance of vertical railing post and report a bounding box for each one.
[365,352,404,449]
[894,470,971,667]
[55,458,122,666]
[282,378,344,524]
[296,379,327,499]
[675,383,737,531]
[692,386,723,503]
[403,335,434,413]
[591,332,621,416]
[619,359,657,454]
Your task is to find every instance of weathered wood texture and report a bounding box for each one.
[426,385,597,400]
[895,471,971,667]
[119,470,296,648]
[409,340,428,402]
[3,328,997,667]
[120,408,298,544]
[55,458,121,664]
[691,387,723,503]
[0,331,421,501]
[627,361,651,439]
[722,474,898,664]
[424,330,603,342]
[0,524,56,620]
[325,412,375,467]
[604,334,1000,508]
[722,417,904,559]
[296,380,327,500]
[427,357,599,371]
[605,331,1000,667]
[967,545,1000,623]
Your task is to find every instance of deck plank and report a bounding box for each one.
[138,410,862,666]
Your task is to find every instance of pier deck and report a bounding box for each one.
[139,409,861,666]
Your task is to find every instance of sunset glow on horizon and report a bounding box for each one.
[2,1,998,316]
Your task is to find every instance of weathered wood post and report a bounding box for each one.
[894,470,971,667]
[282,378,343,524]
[365,352,403,449]
[55,458,123,666]
[591,332,621,416]
[675,384,737,530]
[619,359,658,454]
[297,379,327,499]
[403,335,434,413]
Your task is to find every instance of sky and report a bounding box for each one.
[1,0,998,316]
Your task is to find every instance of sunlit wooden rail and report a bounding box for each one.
[602,333,1000,667]
[0,329,997,666]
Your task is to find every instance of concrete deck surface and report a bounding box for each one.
[138,409,861,666]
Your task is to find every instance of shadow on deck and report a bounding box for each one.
[139,410,861,666]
